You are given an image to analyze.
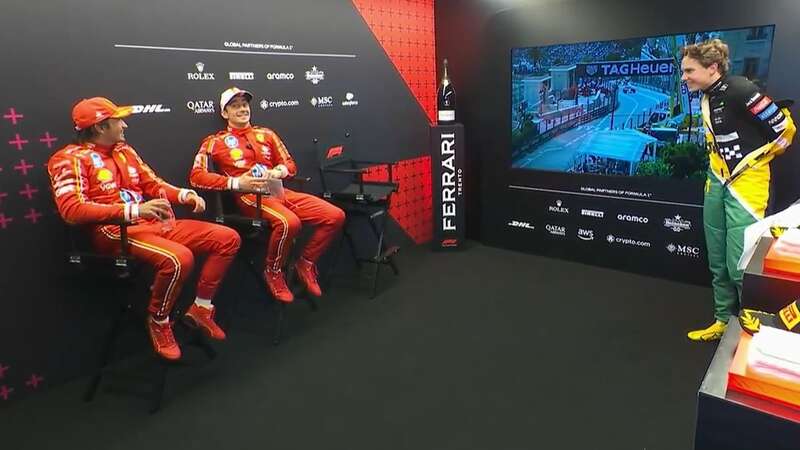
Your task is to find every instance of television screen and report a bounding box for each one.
[510,26,776,178]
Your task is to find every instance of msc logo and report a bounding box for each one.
[310,96,334,108]
[577,228,594,241]
[617,213,648,224]
[666,243,701,258]
[507,220,535,230]
[132,104,171,114]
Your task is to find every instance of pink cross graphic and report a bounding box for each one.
[8,133,29,150]
[3,108,23,125]
[0,213,13,229]
[39,132,58,149]
[24,208,42,224]
[19,183,38,200]
[14,159,34,176]
[0,364,8,379]
[25,374,44,389]
[0,385,13,401]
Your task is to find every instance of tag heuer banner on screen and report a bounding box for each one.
[577,59,675,77]
[430,123,465,249]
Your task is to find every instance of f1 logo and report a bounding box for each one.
[441,238,458,247]
[326,146,343,159]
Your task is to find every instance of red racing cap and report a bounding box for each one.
[72,97,133,131]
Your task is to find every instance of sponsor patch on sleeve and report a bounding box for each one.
[757,103,779,121]
[749,95,772,115]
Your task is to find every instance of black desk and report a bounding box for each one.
[742,236,800,312]
[694,321,800,450]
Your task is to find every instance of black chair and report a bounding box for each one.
[316,133,400,299]
[66,219,216,413]
[202,169,317,345]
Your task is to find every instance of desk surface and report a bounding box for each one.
[698,320,800,423]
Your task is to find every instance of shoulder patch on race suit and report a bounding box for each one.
[749,96,772,115]
[230,148,244,160]
[225,135,238,149]
[256,133,265,143]
[745,92,762,107]
[768,111,785,125]
[90,152,104,168]
[758,104,779,121]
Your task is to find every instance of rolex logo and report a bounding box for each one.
[196,62,205,72]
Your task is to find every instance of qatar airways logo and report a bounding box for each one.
[186,100,215,114]
[546,224,566,236]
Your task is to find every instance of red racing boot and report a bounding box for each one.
[264,269,294,303]
[295,257,322,297]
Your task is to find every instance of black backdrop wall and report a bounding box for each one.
[0,0,435,404]
[437,0,800,283]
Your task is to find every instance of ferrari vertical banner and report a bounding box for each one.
[430,123,465,249]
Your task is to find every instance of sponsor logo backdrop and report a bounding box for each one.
[0,0,435,403]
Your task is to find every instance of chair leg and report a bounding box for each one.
[149,360,168,414]
[84,303,129,402]
[370,260,382,300]
[368,211,389,299]
[344,228,361,270]
[322,228,347,290]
